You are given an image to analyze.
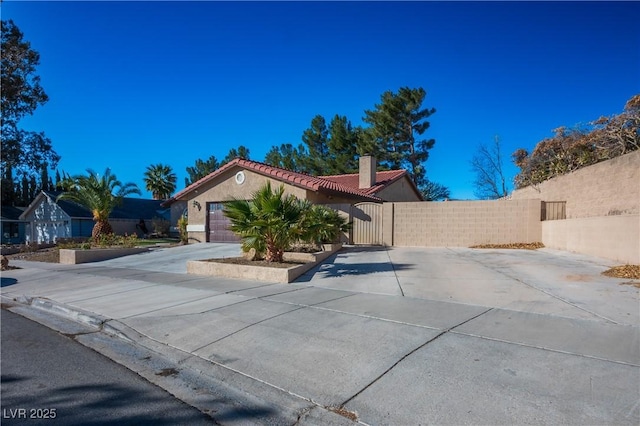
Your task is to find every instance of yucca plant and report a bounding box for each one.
[223,182,305,262]
[57,168,141,238]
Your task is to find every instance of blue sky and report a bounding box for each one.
[4,1,639,200]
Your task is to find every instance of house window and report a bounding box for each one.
[4,223,19,238]
[209,203,225,212]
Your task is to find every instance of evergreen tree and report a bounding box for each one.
[29,175,37,200]
[264,143,307,171]
[326,115,361,174]
[55,169,62,190]
[20,175,29,204]
[363,87,436,188]
[40,164,50,192]
[221,145,250,166]
[185,155,219,187]
[300,115,329,175]
[1,164,16,205]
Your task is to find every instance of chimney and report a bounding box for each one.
[359,155,376,189]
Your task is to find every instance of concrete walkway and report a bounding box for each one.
[2,244,638,425]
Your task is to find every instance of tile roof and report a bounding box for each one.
[322,170,408,196]
[170,158,406,203]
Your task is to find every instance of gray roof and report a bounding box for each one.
[1,205,27,222]
[41,191,169,220]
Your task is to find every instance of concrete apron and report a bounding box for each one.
[1,245,638,425]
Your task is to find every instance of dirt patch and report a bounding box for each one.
[470,242,545,250]
[602,265,640,280]
[327,406,358,422]
[204,257,306,269]
[3,247,60,266]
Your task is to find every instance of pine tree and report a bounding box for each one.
[363,87,436,188]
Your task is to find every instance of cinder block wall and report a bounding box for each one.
[510,150,639,218]
[509,151,639,263]
[389,199,542,247]
[542,216,639,264]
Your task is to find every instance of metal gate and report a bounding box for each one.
[351,202,383,245]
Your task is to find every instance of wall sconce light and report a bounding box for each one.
[192,200,202,211]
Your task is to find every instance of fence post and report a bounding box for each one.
[383,202,394,246]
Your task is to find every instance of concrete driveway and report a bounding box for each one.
[2,243,638,425]
[95,242,243,273]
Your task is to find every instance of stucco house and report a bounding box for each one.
[19,191,171,244]
[164,155,422,243]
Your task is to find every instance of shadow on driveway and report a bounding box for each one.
[1,277,18,287]
[295,246,413,282]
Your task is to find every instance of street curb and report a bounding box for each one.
[1,294,357,425]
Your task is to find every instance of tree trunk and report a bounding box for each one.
[265,245,284,263]
[92,220,114,239]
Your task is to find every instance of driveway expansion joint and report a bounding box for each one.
[340,306,494,408]
[384,246,405,297]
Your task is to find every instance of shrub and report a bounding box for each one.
[177,215,188,244]
[299,204,350,248]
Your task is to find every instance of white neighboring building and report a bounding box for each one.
[20,191,169,244]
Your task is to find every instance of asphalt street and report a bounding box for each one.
[1,309,215,425]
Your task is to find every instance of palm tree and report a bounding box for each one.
[57,168,141,238]
[143,163,176,200]
[223,183,305,262]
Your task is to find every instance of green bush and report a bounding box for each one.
[299,204,350,248]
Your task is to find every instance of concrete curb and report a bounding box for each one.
[0,294,358,425]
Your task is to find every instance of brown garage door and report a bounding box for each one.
[207,203,241,243]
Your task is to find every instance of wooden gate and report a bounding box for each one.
[351,202,383,245]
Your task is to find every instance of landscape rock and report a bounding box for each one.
[243,248,257,261]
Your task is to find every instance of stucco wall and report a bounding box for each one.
[542,215,639,264]
[388,199,542,247]
[182,168,360,242]
[375,177,422,202]
[510,150,640,218]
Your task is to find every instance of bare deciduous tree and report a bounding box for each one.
[471,136,508,200]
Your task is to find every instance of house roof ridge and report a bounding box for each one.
[170,157,383,202]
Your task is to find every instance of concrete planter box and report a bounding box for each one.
[282,244,343,263]
[187,243,342,284]
[59,247,149,264]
